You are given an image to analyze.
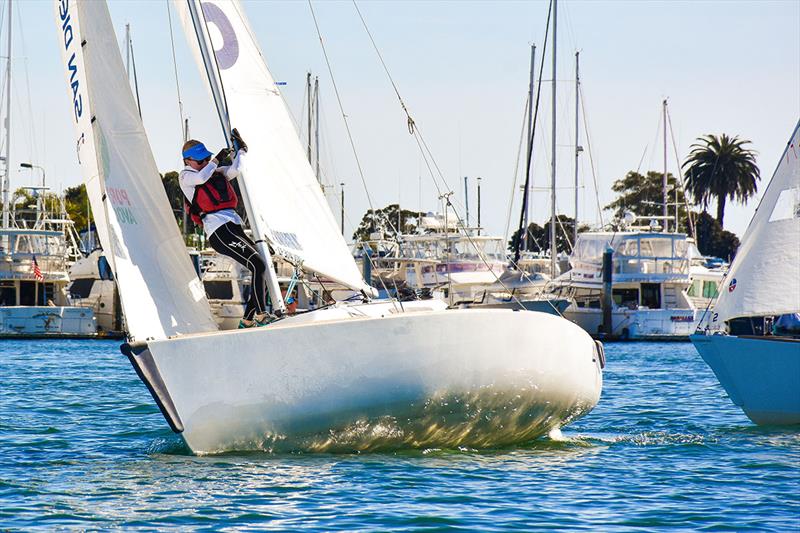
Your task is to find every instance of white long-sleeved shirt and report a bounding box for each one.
[179,151,243,237]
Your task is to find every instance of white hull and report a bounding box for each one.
[124,303,603,454]
[691,334,800,425]
[0,306,97,337]
[565,307,699,340]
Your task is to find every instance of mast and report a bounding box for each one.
[306,72,312,165]
[125,23,130,78]
[1,0,11,229]
[513,43,536,265]
[573,50,580,245]
[464,176,470,228]
[340,182,345,235]
[186,0,286,315]
[314,76,320,185]
[129,27,142,119]
[663,98,668,232]
[477,177,482,235]
[523,43,535,251]
[550,0,558,276]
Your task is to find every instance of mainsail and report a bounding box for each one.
[176,0,371,294]
[56,0,218,340]
[711,120,800,326]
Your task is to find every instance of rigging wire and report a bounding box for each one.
[578,89,603,226]
[307,0,400,309]
[513,0,553,265]
[15,4,37,173]
[349,0,562,314]
[165,0,188,142]
[666,106,696,240]
[308,1,377,214]
[503,95,530,241]
[634,143,648,175]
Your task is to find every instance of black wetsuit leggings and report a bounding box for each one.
[208,222,267,320]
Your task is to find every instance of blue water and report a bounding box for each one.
[1,340,798,530]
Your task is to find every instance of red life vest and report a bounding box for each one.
[184,171,238,226]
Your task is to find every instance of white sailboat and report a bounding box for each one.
[691,120,800,425]
[56,0,603,454]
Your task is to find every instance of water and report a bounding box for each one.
[1,339,798,530]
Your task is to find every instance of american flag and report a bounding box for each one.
[32,255,44,282]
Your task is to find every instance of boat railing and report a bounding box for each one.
[0,253,69,279]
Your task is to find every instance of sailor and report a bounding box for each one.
[179,133,270,328]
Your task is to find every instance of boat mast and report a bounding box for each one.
[464,176,470,228]
[524,44,535,251]
[477,177,481,235]
[186,0,286,315]
[314,76,321,185]
[573,50,580,246]
[125,23,130,77]
[306,72,312,166]
[340,182,345,235]
[550,0,557,276]
[513,43,536,266]
[125,24,142,118]
[663,98,668,232]
[1,0,11,229]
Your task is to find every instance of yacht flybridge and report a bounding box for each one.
[57,0,603,453]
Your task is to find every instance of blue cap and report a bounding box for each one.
[182,143,213,161]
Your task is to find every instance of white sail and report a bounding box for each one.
[711,120,800,326]
[176,0,371,294]
[56,0,218,341]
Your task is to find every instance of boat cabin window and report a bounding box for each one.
[613,288,639,309]
[0,282,15,306]
[204,280,234,300]
[728,316,767,336]
[686,281,699,297]
[449,238,505,262]
[702,281,719,298]
[575,237,612,263]
[18,281,56,306]
[97,256,114,281]
[617,239,639,257]
[613,235,689,276]
[69,278,95,299]
[640,283,661,309]
[19,281,36,306]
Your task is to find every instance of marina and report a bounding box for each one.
[0,0,797,529]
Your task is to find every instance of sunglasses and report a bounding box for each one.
[188,157,211,164]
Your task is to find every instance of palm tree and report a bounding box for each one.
[682,134,760,227]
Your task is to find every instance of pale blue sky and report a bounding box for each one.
[6,0,800,239]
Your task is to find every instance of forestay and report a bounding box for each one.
[711,120,800,326]
[56,0,218,340]
[176,0,371,294]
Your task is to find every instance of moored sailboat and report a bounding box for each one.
[691,120,800,425]
[57,0,603,453]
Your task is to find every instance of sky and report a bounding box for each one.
[4,0,799,240]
